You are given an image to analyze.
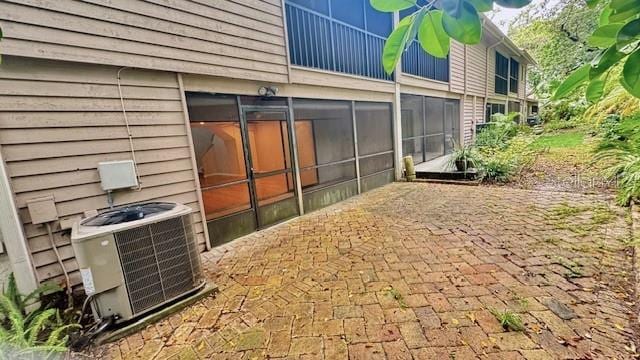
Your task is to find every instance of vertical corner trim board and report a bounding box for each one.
[0,56,206,286]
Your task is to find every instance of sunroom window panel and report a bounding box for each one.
[293,99,356,191]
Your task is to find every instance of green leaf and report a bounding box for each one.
[382,15,416,74]
[418,10,451,58]
[587,0,601,8]
[600,6,613,26]
[494,0,532,8]
[590,46,627,79]
[441,0,464,17]
[442,1,482,44]
[610,0,640,11]
[609,5,640,23]
[468,0,494,12]
[617,18,640,48]
[622,48,640,97]
[586,78,606,101]
[407,7,428,44]
[588,24,624,48]
[552,64,591,100]
[370,0,417,12]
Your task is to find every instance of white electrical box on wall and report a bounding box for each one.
[98,160,139,191]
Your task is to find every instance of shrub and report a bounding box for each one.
[0,274,80,358]
[475,112,520,149]
[477,134,537,182]
[593,113,640,205]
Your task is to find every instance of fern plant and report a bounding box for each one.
[0,274,80,359]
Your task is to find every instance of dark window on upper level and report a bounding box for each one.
[495,52,509,95]
[510,58,519,94]
[285,0,393,80]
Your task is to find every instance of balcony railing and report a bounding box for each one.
[285,2,393,81]
[401,41,449,82]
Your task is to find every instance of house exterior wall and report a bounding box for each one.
[450,41,465,94]
[0,56,206,286]
[0,1,532,287]
[0,0,288,83]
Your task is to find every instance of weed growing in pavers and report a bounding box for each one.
[547,202,590,219]
[513,295,529,309]
[554,256,584,278]
[489,308,525,332]
[592,206,616,225]
[384,287,407,310]
[543,237,560,245]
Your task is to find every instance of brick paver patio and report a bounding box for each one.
[103,183,636,359]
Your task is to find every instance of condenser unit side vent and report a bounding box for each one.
[114,214,203,315]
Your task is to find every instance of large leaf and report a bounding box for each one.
[382,15,416,74]
[418,10,451,58]
[610,0,640,11]
[599,6,613,26]
[609,4,640,23]
[586,78,606,102]
[468,0,494,12]
[617,18,640,48]
[588,24,624,48]
[442,1,482,44]
[590,46,627,79]
[407,7,428,45]
[370,0,417,12]
[494,0,532,8]
[622,48,640,97]
[587,0,601,8]
[441,0,463,17]
[552,64,591,100]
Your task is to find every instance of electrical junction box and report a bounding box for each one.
[26,195,59,225]
[98,160,139,191]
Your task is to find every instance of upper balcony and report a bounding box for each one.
[285,0,449,83]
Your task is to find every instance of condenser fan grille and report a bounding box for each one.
[114,215,203,315]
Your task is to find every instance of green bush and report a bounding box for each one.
[478,134,537,182]
[475,112,520,149]
[593,113,640,205]
[0,274,80,359]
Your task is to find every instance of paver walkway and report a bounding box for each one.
[103,183,637,359]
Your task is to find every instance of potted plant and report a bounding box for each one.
[450,142,479,172]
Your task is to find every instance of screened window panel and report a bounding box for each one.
[201,183,251,220]
[331,0,364,28]
[288,0,329,14]
[360,153,394,176]
[299,161,356,191]
[293,99,356,191]
[356,102,393,156]
[186,93,239,122]
[402,138,424,164]
[425,97,445,135]
[425,134,444,161]
[365,3,392,36]
[401,95,424,139]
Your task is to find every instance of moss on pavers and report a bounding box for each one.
[96,284,218,345]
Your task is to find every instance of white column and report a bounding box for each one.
[0,146,38,294]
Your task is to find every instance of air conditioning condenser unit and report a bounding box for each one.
[71,202,205,323]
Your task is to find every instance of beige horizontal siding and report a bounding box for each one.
[466,43,487,97]
[463,96,474,143]
[0,56,206,285]
[0,0,288,83]
[476,97,486,124]
[449,41,465,94]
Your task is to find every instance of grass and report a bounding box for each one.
[530,130,585,150]
[385,287,407,309]
[489,308,525,332]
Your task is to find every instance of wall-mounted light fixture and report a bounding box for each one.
[258,86,279,97]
